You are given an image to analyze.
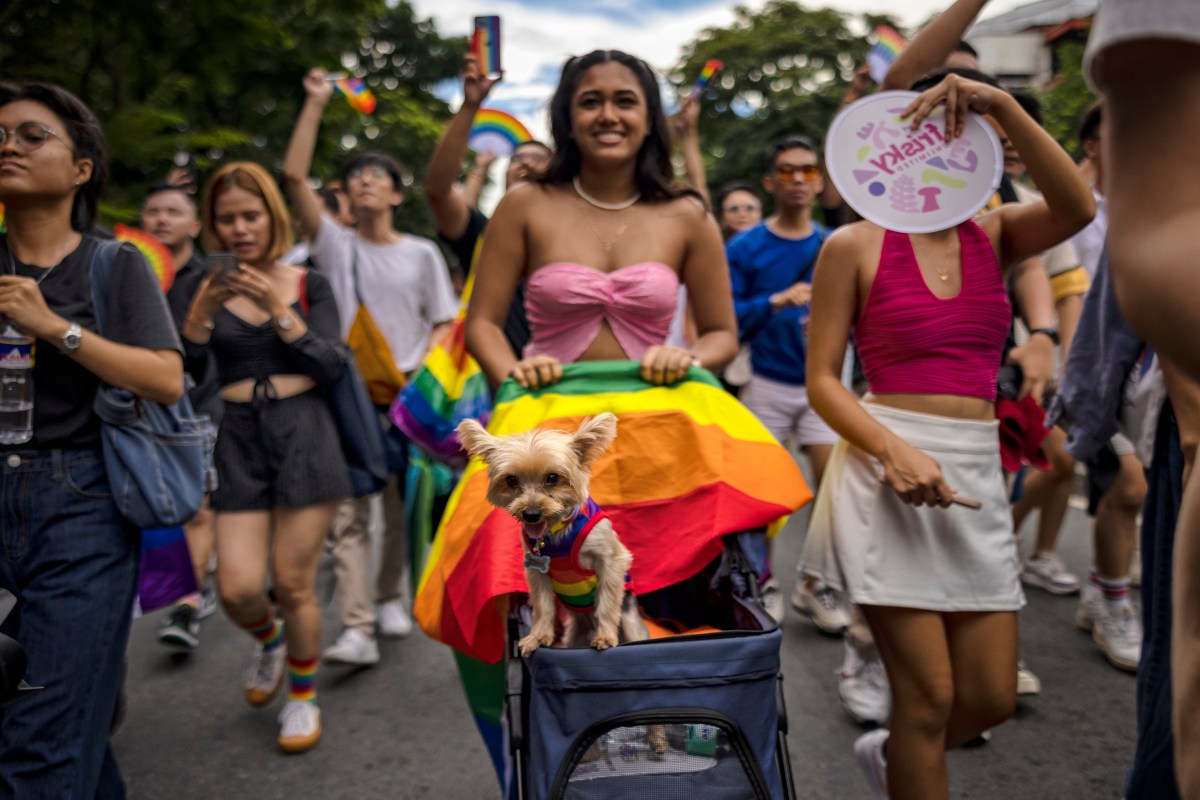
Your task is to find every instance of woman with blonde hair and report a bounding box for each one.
[183,161,349,753]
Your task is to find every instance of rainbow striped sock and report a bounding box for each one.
[244,613,284,651]
[288,655,318,704]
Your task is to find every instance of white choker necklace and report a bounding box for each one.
[573,177,640,211]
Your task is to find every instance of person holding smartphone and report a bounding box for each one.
[183,161,349,754]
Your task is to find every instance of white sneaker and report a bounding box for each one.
[1093,603,1142,672]
[760,579,784,625]
[790,582,850,634]
[278,700,322,754]
[1021,553,1081,595]
[839,640,891,725]
[323,628,380,666]
[377,599,413,638]
[244,642,287,707]
[1075,583,1104,632]
[197,582,220,620]
[854,728,890,799]
[1017,660,1041,696]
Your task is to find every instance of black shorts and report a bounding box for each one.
[211,389,351,512]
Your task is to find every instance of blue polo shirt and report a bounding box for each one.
[726,222,828,386]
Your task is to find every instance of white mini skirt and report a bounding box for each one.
[801,403,1025,612]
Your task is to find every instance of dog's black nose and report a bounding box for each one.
[521,508,543,523]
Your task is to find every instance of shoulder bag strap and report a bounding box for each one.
[88,240,125,338]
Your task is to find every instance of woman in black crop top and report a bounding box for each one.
[0,82,185,797]
[182,161,348,754]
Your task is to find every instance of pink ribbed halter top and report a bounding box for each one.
[522,262,679,363]
[855,221,1010,401]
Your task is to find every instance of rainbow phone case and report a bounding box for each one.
[472,15,502,77]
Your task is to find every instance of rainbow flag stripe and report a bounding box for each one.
[114,224,175,292]
[287,655,318,703]
[334,76,377,114]
[414,361,812,664]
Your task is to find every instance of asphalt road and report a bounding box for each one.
[114,486,1139,799]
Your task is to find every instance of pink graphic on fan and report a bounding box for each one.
[824,91,1002,234]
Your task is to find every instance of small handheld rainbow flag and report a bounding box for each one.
[468,108,532,157]
[114,224,175,292]
[691,59,724,98]
[330,75,377,115]
[867,25,908,83]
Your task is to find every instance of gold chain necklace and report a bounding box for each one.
[577,201,637,253]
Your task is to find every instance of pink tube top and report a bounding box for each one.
[855,221,1011,401]
[523,262,680,363]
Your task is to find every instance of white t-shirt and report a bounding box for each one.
[311,216,458,373]
[1071,189,1108,281]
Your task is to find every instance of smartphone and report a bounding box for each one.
[996,363,1024,401]
[208,253,240,283]
[472,15,502,78]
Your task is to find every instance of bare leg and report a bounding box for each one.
[182,498,215,590]
[1099,39,1200,382]
[214,511,273,627]
[942,611,1019,749]
[1094,454,1146,581]
[271,502,339,663]
[860,605,953,800]
[1011,427,1075,557]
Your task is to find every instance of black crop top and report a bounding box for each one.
[208,268,343,388]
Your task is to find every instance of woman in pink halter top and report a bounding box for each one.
[464,50,737,388]
[803,73,1095,800]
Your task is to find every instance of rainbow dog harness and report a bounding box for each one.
[523,498,628,613]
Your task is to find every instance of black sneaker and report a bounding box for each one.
[159,604,200,650]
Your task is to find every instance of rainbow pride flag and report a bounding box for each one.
[468,108,532,157]
[333,76,377,114]
[867,25,908,83]
[691,58,724,98]
[414,361,812,665]
[114,224,175,292]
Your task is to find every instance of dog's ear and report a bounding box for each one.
[570,413,617,466]
[456,419,499,462]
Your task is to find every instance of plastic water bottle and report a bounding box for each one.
[0,318,34,445]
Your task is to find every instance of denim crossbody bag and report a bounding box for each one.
[90,240,214,528]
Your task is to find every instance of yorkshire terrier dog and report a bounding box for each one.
[456,413,648,657]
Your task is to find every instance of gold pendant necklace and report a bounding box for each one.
[579,203,634,252]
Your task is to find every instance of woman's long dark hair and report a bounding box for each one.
[542,50,686,203]
[0,82,107,233]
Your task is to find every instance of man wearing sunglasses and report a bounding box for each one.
[727,135,844,630]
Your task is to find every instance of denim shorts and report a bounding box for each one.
[211,389,351,511]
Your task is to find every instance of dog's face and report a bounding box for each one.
[457,414,617,539]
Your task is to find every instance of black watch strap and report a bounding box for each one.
[1029,327,1060,345]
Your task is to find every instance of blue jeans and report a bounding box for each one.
[1126,403,1182,799]
[0,449,138,800]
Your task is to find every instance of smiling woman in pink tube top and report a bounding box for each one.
[464,50,738,389]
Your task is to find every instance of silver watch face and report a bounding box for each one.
[276,315,295,330]
[62,324,82,352]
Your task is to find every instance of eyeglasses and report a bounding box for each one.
[723,203,760,214]
[773,164,821,183]
[0,122,71,153]
[347,165,392,182]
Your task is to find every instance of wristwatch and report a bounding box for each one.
[275,314,295,332]
[1028,327,1060,345]
[59,321,83,354]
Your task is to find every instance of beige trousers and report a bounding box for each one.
[331,487,408,636]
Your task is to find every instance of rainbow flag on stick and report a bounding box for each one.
[414,361,812,665]
[867,25,908,83]
[691,58,724,98]
[329,74,377,114]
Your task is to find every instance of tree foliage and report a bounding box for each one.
[1037,40,1097,160]
[673,1,902,203]
[0,0,463,236]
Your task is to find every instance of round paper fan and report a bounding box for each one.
[114,224,175,292]
[468,108,533,157]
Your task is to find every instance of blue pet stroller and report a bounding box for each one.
[505,533,797,800]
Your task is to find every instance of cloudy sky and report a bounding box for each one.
[409,0,1030,139]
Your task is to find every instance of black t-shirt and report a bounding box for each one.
[439,207,531,357]
[0,235,183,450]
[165,252,222,422]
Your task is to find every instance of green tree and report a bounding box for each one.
[1037,40,1097,160]
[0,0,463,237]
[673,1,900,205]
